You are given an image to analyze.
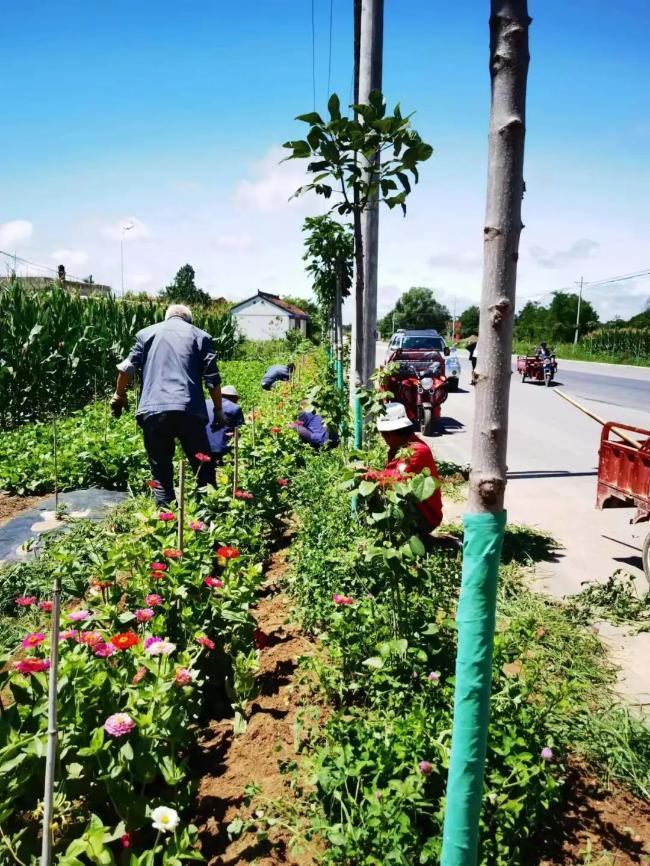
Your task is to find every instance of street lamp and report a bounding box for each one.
[120,222,134,296]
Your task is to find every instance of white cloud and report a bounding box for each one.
[0,219,33,248]
[101,217,152,242]
[428,250,482,273]
[234,147,319,215]
[529,238,599,269]
[50,248,88,267]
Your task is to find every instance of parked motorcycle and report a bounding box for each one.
[417,364,448,435]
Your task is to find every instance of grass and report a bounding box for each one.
[564,570,650,632]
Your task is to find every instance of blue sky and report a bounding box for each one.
[2,0,649,320]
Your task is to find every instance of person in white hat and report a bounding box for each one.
[372,402,443,535]
[205,385,244,464]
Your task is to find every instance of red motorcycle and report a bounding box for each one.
[383,363,448,436]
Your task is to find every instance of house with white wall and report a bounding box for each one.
[229,291,309,341]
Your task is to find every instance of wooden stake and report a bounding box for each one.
[40,570,61,866]
[177,460,185,552]
[52,417,59,512]
[232,428,239,497]
[553,389,641,449]
[251,408,256,467]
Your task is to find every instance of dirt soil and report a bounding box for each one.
[0,493,45,526]
[196,545,322,866]
[540,762,650,865]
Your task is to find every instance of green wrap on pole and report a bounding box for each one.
[336,359,344,391]
[441,509,507,866]
[354,395,363,449]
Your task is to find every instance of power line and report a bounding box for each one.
[327,0,333,100]
[0,249,88,284]
[311,0,316,110]
[517,267,650,306]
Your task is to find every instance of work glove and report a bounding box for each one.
[210,408,226,432]
[110,393,129,419]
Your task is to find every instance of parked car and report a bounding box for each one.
[444,347,461,391]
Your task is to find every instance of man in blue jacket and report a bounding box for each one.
[111,304,222,505]
[290,401,339,449]
[205,385,244,463]
[261,363,295,390]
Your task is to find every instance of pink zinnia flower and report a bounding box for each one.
[15,658,50,674]
[21,632,46,649]
[158,511,176,522]
[104,713,136,737]
[135,608,155,623]
[150,562,167,572]
[94,642,116,658]
[428,671,440,682]
[121,833,131,849]
[145,639,176,656]
[333,594,354,606]
[144,636,163,649]
[418,761,433,775]
[234,490,254,500]
[38,600,54,612]
[163,549,183,559]
[188,520,205,532]
[68,609,91,622]
[145,593,163,607]
[77,630,103,647]
[196,636,215,650]
[195,452,212,463]
[174,668,194,686]
[133,666,147,684]
[204,577,224,589]
[541,747,554,761]
[278,478,288,487]
[15,596,37,607]
[59,629,78,641]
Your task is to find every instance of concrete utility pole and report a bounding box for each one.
[573,275,583,344]
[359,0,384,385]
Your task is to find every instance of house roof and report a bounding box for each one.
[230,290,309,319]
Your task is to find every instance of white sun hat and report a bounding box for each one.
[221,385,239,398]
[376,402,413,432]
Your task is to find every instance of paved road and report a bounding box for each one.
[376,343,650,708]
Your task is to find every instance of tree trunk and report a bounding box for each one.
[441,5,529,866]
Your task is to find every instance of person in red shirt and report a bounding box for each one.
[371,402,443,535]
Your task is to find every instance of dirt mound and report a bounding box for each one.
[196,547,321,866]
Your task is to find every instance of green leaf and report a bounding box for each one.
[296,111,324,124]
[408,535,426,556]
[327,93,341,121]
[358,479,378,497]
[362,656,384,669]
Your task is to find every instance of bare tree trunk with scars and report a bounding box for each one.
[441,5,530,866]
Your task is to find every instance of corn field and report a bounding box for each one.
[581,327,650,361]
[0,280,238,428]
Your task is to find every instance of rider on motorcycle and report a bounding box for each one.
[536,341,552,359]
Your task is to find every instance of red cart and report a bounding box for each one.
[596,422,650,583]
[516,354,557,385]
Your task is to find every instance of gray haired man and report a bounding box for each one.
[112,304,223,505]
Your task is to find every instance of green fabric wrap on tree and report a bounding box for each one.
[441,509,507,866]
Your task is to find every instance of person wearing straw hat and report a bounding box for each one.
[370,402,443,537]
[205,385,244,464]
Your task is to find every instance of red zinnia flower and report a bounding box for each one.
[91,579,114,590]
[195,452,212,463]
[121,833,131,849]
[163,549,183,559]
[271,427,282,434]
[15,596,37,607]
[150,570,166,581]
[15,657,50,674]
[234,490,254,500]
[38,600,54,612]
[110,631,140,651]
[149,562,167,571]
[216,546,240,560]
[204,576,224,589]
[278,478,288,487]
[76,630,103,647]
[146,480,162,489]
[196,636,215,650]
[158,511,176,522]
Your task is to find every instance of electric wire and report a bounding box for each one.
[327,0,333,101]
[311,0,317,110]
[0,249,88,284]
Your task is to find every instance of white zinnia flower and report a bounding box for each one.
[145,640,176,656]
[151,805,180,833]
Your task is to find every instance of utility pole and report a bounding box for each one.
[349,0,363,433]
[573,275,583,345]
[359,0,384,386]
[120,222,134,296]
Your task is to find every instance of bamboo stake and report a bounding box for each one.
[40,569,61,866]
[232,428,239,497]
[553,389,641,450]
[251,408,256,467]
[52,417,59,512]
[177,460,185,552]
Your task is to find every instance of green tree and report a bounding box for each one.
[280,294,321,341]
[160,264,212,307]
[302,216,353,323]
[378,287,450,338]
[548,291,599,342]
[459,304,480,337]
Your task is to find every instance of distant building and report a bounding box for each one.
[8,276,112,298]
[229,291,309,340]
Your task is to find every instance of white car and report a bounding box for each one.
[445,348,461,391]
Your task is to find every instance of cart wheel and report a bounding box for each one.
[422,406,435,436]
[643,531,650,587]
[521,372,526,383]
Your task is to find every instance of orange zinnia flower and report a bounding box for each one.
[110,631,140,651]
